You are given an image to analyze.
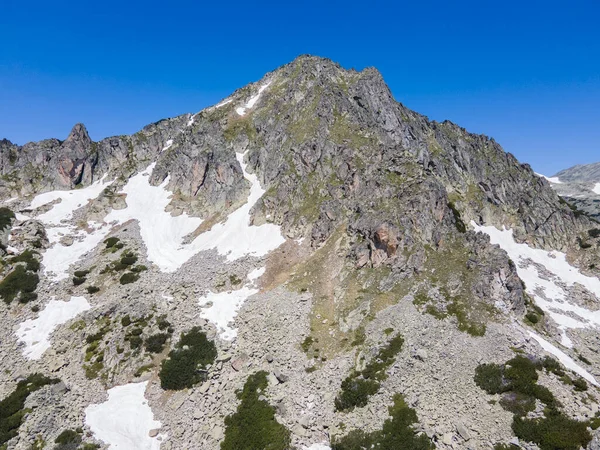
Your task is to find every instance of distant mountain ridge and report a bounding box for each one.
[554,161,600,183]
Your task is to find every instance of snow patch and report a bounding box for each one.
[593,183,600,195]
[29,176,114,280]
[214,99,232,109]
[236,81,271,116]
[528,331,598,386]
[247,267,265,284]
[472,222,600,347]
[15,212,30,221]
[104,163,203,272]
[105,151,283,272]
[535,172,562,184]
[3,197,17,204]
[198,285,259,340]
[16,296,90,360]
[31,175,111,225]
[161,139,173,152]
[187,113,196,127]
[303,444,331,450]
[85,381,164,450]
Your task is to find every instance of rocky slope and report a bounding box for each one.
[1,55,600,450]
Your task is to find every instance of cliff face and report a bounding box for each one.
[1,56,599,450]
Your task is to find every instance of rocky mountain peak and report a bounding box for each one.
[65,123,92,146]
[1,57,600,450]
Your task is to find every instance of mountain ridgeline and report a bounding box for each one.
[1,56,599,450]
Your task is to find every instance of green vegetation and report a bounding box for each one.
[525,312,540,324]
[73,277,86,286]
[588,228,600,239]
[414,288,487,337]
[332,394,433,450]
[413,238,496,337]
[221,371,291,450]
[55,429,81,448]
[104,237,121,249]
[229,274,242,285]
[0,265,40,303]
[134,364,154,378]
[159,327,217,390]
[10,250,40,272]
[300,336,314,353]
[0,373,59,445]
[74,270,90,278]
[86,286,100,294]
[83,326,110,379]
[335,333,404,411]
[447,202,466,233]
[0,207,15,233]
[474,355,592,450]
[144,333,169,353]
[119,273,139,285]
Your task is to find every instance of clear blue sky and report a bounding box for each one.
[1,0,598,175]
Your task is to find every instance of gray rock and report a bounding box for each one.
[456,423,471,441]
[274,369,289,383]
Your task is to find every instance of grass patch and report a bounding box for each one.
[335,333,404,411]
[74,270,90,278]
[221,371,291,450]
[301,336,314,353]
[134,364,154,377]
[0,373,59,445]
[73,276,86,286]
[159,327,217,390]
[332,394,433,449]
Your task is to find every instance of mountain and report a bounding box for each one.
[1,55,599,450]
[540,162,600,221]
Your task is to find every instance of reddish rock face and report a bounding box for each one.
[374,223,398,257]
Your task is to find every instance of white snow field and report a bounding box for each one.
[198,266,267,340]
[472,222,600,347]
[29,176,114,280]
[199,285,259,340]
[104,164,203,272]
[30,174,111,225]
[106,152,284,272]
[593,183,600,195]
[236,81,272,116]
[535,172,562,184]
[16,296,90,359]
[27,146,284,278]
[528,331,598,386]
[85,381,164,450]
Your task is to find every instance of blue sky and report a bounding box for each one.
[1,0,598,175]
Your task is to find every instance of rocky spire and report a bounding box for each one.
[65,123,91,147]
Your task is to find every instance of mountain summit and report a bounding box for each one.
[1,56,599,450]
